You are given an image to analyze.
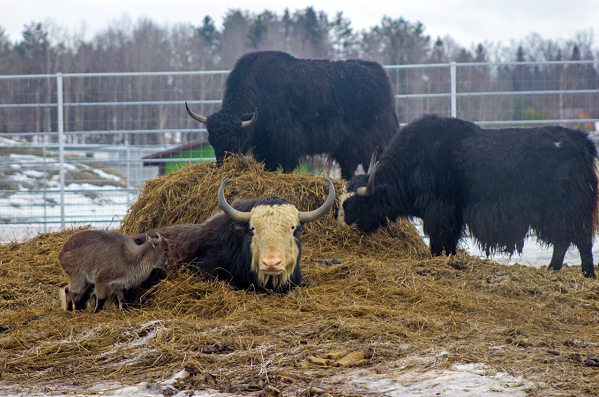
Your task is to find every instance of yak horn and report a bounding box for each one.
[185,101,207,124]
[218,178,252,222]
[357,162,378,197]
[366,147,379,174]
[298,178,335,223]
[240,108,258,128]
[146,233,155,248]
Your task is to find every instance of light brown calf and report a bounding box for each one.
[58,230,168,312]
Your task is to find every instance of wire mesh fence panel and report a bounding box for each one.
[452,61,599,126]
[0,62,598,242]
[388,64,453,123]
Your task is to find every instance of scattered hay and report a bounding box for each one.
[1,156,599,395]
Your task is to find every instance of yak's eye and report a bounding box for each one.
[291,225,295,230]
[250,226,255,231]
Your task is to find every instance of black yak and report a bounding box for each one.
[134,178,335,292]
[339,114,599,278]
[185,51,398,179]
[59,230,169,312]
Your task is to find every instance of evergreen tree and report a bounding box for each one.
[330,12,357,59]
[15,22,51,74]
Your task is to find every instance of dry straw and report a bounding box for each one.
[1,156,599,395]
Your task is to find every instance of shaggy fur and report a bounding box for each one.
[194,51,399,179]
[58,230,169,312]
[340,114,599,278]
[133,198,304,293]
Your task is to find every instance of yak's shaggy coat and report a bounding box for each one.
[186,51,399,179]
[341,114,599,278]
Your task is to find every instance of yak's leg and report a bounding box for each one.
[94,296,107,313]
[79,283,94,309]
[93,281,109,313]
[333,153,359,180]
[277,156,301,174]
[428,231,461,257]
[337,160,356,181]
[547,242,569,271]
[63,286,73,311]
[332,139,372,180]
[115,291,127,311]
[109,284,127,311]
[575,239,596,279]
[423,205,462,256]
[69,282,94,311]
[263,161,279,172]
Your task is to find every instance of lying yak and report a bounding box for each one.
[134,178,335,292]
[185,50,398,179]
[339,114,599,278]
[59,230,169,312]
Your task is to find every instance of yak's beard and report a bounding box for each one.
[252,256,297,289]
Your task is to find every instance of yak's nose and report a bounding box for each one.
[261,248,283,271]
[261,258,282,270]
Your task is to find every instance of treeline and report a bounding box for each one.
[0,6,597,75]
[0,7,597,145]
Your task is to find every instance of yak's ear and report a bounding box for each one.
[230,222,250,235]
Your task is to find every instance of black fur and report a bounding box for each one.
[200,51,399,179]
[133,197,303,293]
[342,114,599,278]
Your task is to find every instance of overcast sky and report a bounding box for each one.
[2,0,598,48]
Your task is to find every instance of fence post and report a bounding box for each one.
[450,62,457,117]
[57,73,65,230]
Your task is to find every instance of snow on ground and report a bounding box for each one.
[0,144,134,243]
[0,360,535,396]
[347,362,533,396]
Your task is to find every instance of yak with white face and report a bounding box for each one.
[133,178,335,292]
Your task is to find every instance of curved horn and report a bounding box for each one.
[218,178,252,222]
[357,162,378,197]
[185,101,207,124]
[146,233,155,248]
[298,178,335,223]
[367,147,379,174]
[240,108,258,128]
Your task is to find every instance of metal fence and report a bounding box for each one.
[1,60,598,243]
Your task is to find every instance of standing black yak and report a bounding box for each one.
[185,51,399,179]
[338,114,599,278]
[133,178,335,292]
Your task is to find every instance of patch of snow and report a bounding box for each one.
[0,148,135,243]
[349,362,533,396]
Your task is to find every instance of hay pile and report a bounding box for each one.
[1,156,599,395]
[121,155,429,262]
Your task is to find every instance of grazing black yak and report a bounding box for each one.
[339,114,599,278]
[185,51,398,179]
